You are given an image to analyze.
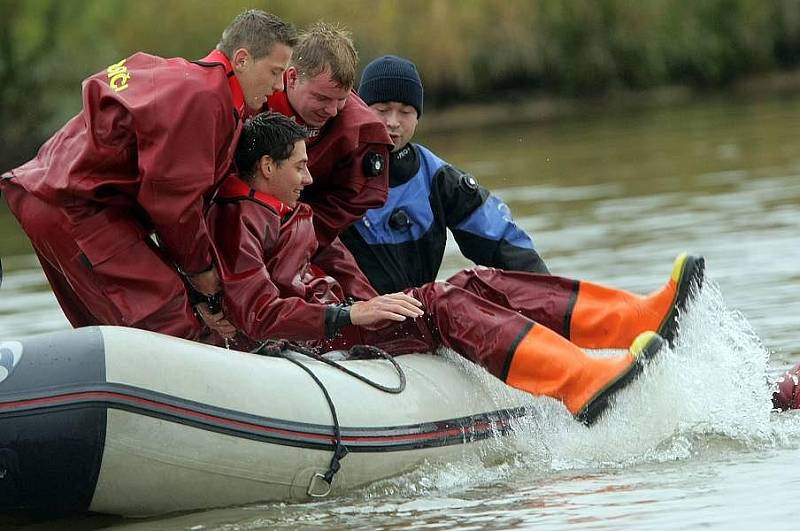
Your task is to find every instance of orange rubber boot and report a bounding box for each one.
[570,253,704,349]
[505,325,665,425]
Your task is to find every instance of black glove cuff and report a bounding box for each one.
[325,303,352,338]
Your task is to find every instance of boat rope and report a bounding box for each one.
[251,339,406,496]
[275,350,348,497]
[251,340,406,394]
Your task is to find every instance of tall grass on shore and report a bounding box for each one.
[2,0,799,168]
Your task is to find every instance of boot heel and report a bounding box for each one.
[576,331,665,426]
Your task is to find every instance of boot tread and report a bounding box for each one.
[658,253,705,347]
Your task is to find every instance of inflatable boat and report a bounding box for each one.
[0,326,531,516]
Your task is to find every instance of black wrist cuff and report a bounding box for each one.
[188,289,223,314]
[325,303,352,338]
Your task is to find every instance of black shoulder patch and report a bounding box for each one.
[459,174,480,193]
[363,152,385,177]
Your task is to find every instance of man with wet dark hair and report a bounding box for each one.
[235,113,310,179]
[207,111,705,427]
[211,112,379,334]
[0,10,296,342]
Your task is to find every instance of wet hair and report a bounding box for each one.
[217,10,298,60]
[235,112,309,183]
[292,21,358,89]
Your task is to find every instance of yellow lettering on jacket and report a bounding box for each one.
[106,59,131,92]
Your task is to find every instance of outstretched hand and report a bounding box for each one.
[350,292,425,330]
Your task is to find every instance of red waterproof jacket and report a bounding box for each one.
[7,50,245,275]
[268,90,392,248]
[207,176,377,341]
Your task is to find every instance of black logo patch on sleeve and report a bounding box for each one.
[363,152,385,177]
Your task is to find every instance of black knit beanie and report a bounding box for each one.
[358,55,423,117]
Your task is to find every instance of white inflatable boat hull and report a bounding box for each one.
[0,326,532,516]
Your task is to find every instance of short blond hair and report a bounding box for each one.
[292,21,358,89]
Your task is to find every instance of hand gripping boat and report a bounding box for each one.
[0,326,529,516]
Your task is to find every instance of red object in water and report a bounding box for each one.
[773,363,800,410]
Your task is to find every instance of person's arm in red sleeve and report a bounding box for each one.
[136,88,234,277]
[312,237,378,300]
[306,141,390,249]
[210,201,337,341]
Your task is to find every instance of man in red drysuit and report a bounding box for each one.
[267,22,392,250]
[0,10,296,340]
[207,112,706,426]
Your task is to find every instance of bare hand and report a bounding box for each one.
[188,266,221,296]
[195,302,237,339]
[350,292,424,330]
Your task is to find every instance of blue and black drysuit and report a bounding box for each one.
[341,143,549,294]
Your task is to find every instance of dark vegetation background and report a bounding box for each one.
[2,0,799,170]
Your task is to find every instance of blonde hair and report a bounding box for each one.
[292,21,358,89]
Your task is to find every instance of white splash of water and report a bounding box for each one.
[510,278,789,471]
